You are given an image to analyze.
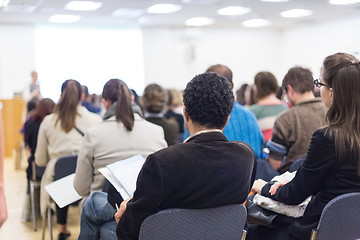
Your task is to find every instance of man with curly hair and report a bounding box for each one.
[113,72,256,239]
[184,64,263,159]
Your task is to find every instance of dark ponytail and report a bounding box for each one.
[54,80,82,133]
[102,79,134,131]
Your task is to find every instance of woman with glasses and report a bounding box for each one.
[250,53,360,240]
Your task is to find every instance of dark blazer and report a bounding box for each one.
[116,131,255,240]
[262,127,360,240]
[145,117,179,146]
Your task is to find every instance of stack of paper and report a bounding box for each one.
[99,155,146,199]
[45,173,82,208]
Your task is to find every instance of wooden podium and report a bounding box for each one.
[0,98,26,161]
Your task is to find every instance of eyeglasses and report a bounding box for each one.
[314,79,328,88]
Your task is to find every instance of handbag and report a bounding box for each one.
[246,194,293,228]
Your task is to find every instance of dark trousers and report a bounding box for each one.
[56,204,69,225]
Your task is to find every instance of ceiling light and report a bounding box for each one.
[261,0,289,2]
[243,18,271,27]
[0,0,10,7]
[280,9,313,18]
[329,0,360,4]
[112,9,143,18]
[48,14,81,23]
[185,17,215,26]
[147,4,182,14]
[217,6,251,16]
[65,1,102,11]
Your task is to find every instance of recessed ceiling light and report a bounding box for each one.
[280,9,313,18]
[261,0,289,2]
[185,17,215,26]
[65,1,102,11]
[243,18,271,27]
[112,9,143,18]
[217,6,251,16]
[147,4,182,14]
[48,14,81,23]
[329,0,360,4]
[0,0,10,7]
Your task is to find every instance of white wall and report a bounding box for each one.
[143,27,282,91]
[0,25,36,99]
[280,13,360,79]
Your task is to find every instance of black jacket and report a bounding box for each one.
[262,127,360,240]
[116,131,255,239]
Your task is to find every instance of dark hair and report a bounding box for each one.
[254,71,279,100]
[82,85,89,98]
[102,79,134,131]
[33,98,55,123]
[27,100,37,113]
[282,67,314,94]
[142,84,166,114]
[206,64,233,89]
[183,72,234,129]
[236,84,248,105]
[322,52,360,174]
[54,79,82,133]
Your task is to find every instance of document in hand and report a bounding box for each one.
[98,155,145,200]
[44,173,82,208]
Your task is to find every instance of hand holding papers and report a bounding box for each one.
[99,155,145,199]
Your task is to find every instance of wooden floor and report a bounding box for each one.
[0,157,80,240]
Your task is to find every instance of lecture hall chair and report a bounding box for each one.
[41,155,78,240]
[138,204,248,240]
[310,192,360,240]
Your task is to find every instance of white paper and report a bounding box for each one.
[98,167,130,199]
[106,155,145,198]
[44,173,82,208]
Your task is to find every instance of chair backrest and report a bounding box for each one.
[289,157,306,172]
[139,204,247,240]
[312,192,360,240]
[53,155,78,181]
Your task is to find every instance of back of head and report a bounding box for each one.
[54,79,82,133]
[33,98,55,123]
[254,72,279,100]
[183,72,234,129]
[206,64,233,89]
[322,52,360,172]
[82,85,89,99]
[102,79,134,131]
[282,67,314,94]
[167,89,183,108]
[236,84,248,105]
[142,84,166,114]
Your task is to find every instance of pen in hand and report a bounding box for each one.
[115,203,119,211]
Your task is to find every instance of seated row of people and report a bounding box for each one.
[27,52,360,240]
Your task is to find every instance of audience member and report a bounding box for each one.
[74,79,167,201]
[164,89,184,143]
[236,83,248,105]
[24,98,55,180]
[35,80,101,240]
[81,85,101,114]
[184,64,263,159]
[142,84,179,146]
[249,72,288,142]
[264,67,327,175]
[251,52,360,240]
[0,103,7,229]
[114,72,256,239]
[245,84,257,106]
